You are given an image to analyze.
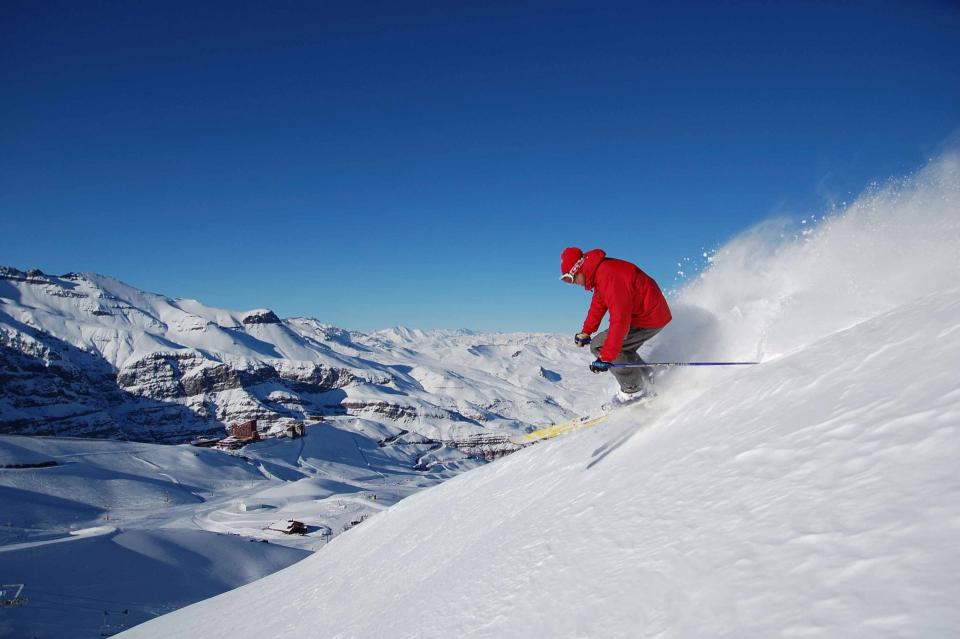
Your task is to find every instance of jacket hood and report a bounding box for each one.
[581,249,607,290]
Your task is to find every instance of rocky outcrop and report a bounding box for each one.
[0,327,214,442]
[1,325,122,438]
[443,433,524,461]
[340,401,420,421]
[0,334,368,441]
[242,310,281,325]
[0,266,54,284]
[118,353,284,398]
[277,363,356,392]
[112,355,373,433]
[0,321,361,442]
[117,352,199,399]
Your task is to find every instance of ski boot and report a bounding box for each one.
[601,387,656,413]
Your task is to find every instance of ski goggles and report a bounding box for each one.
[560,256,586,283]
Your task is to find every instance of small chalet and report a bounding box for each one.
[285,422,305,438]
[283,520,308,535]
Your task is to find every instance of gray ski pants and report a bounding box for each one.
[590,327,662,393]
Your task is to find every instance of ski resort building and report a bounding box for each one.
[229,420,260,441]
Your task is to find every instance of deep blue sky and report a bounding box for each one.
[2,1,958,333]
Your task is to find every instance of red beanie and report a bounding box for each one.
[560,247,584,275]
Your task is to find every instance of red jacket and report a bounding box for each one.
[579,249,672,362]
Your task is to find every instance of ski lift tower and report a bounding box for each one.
[100,609,129,637]
[1,584,27,607]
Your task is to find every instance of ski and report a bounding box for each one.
[523,396,655,443]
[524,413,609,443]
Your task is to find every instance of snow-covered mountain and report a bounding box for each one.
[0,266,602,449]
[112,154,959,637]
[2,154,957,638]
[0,254,617,637]
[0,254,618,638]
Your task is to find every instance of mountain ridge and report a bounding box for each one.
[0,265,603,447]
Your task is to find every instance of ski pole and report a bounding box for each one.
[610,361,759,368]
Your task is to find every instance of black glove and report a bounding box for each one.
[574,333,591,347]
[589,358,612,373]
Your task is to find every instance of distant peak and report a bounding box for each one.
[0,266,54,284]
[242,309,281,325]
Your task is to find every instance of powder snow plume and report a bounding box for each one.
[651,153,960,368]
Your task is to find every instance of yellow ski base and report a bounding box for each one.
[524,413,609,443]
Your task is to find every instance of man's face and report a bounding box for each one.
[574,272,586,288]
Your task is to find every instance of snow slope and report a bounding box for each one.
[0,436,310,639]
[0,527,308,638]
[116,288,960,638]
[119,154,960,637]
[0,420,479,639]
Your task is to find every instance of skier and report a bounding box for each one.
[560,247,672,408]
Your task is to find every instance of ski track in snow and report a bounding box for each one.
[0,525,117,554]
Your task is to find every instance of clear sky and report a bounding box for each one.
[2,1,958,333]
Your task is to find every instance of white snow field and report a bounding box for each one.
[0,436,311,637]
[117,156,960,637]
[0,417,484,638]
